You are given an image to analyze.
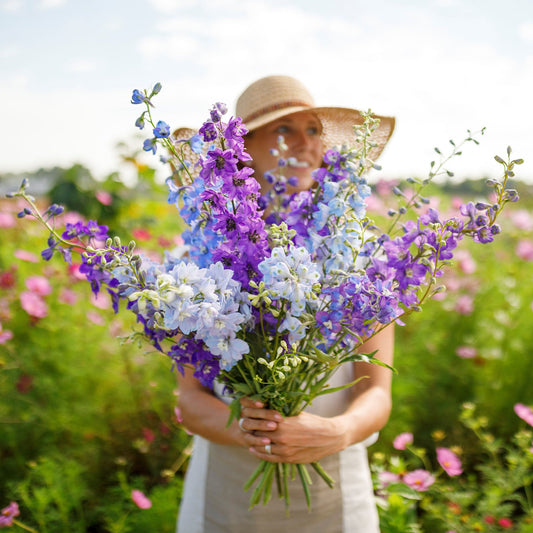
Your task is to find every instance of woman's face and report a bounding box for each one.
[244,111,324,193]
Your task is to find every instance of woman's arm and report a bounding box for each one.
[177,366,281,448]
[242,325,394,463]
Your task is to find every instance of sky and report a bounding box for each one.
[1,0,532,186]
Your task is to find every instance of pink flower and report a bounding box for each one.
[0,212,16,228]
[86,311,105,326]
[378,471,401,487]
[58,288,78,305]
[514,403,533,426]
[0,501,20,527]
[20,291,48,318]
[142,427,155,443]
[393,432,413,450]
[437,447,463,476]
[455,346,477,359]
[454,294,474,315]
[14,249,39,263]
[174,406,184,424]
[131,489,152,509]
[402,469,435,491]
[90,292,110,310]
[25,275,52,296]
[454,249,476,274]
[498,518,513,529]
[509,209,533,231]
[68,263,87,281]
[516,240,533,261]
[132,228,152,241]
[95,190,113,206]
[0,323,13,344]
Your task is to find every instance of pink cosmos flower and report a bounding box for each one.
[58,288,78,305]
[514,403,533,426]
[132,228,152,241]
[25,275,52,296]
[0,212,16,228]
[0,324,13,344]
[437,447,463,476]
[95,190,113,206]
[14,249,39,263]
[0,501,20,527]
[509,209,533,231]
[90,292,110,309]
[131,489,152,509]
[20,291,48,318]
[86,311,105,326]
[454,249,476,274]
[68,263,87,281]
[402,469,435,491]
[378,471,401,487]
[454,294,474,315]
[393,432,413,450]
[455,346,477,359]
[516,240,533,261]
[498,518,513,529]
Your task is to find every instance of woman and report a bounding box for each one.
[176,75,396,533]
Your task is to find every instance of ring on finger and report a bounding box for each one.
[238,417,247,432]
[265,443,272,455]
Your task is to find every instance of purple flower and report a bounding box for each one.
[131,89,146,104]
[198,121,217,142]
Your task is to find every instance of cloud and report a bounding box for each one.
[519,22,533,43]
[1,0,24,12]
[39,0,67,8]
[68,58,98,73]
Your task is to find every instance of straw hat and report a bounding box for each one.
[236,75,395,161]
[171,75,395,182]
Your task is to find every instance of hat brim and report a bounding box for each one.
[246,105,395,163]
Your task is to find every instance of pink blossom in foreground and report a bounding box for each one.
[514,403,533,427]
[455,346,477,359]
[14,249,39,263]
[25,275,52,296]
[402,469,435,491]
[516,239,533,261]
[454,294,474,315]
[0,501,20,527]
[95,190,113,206]
[20,291,48,318]
[437,447,463,476]
[0,212,16,228]
[131,489,152,509]
[393,432,413,450]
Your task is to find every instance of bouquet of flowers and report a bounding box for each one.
[8,82,521,511]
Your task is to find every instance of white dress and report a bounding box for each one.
[176,362,380,533]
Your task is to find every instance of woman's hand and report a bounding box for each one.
[238,398,348,463]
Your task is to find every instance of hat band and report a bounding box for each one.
[243,100,312,124]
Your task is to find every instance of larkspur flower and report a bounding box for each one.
[143,137,158,155]
[153,120,170,139]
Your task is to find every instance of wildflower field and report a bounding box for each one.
[1,166,532,532]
